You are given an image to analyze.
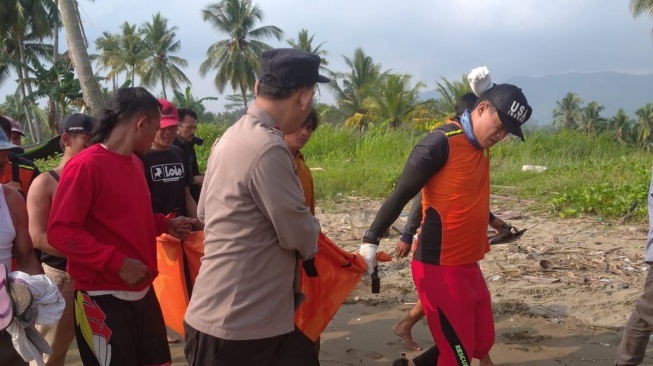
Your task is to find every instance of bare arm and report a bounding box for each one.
[27,174,65,257]
[6,186,43,275]
[184,187,203,230]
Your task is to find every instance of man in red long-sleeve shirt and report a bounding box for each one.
[48,87,196,366]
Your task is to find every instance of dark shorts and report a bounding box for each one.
[184,322,320,366]
[0,329,27,366]
[74,287,171,366]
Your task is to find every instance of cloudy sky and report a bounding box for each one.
[3,0,653,112]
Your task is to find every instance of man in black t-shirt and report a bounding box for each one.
[142,100,200,226]
[173,108,203,202]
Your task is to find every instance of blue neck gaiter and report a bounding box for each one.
[459,109,481,150]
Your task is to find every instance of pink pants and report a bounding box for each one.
[412,260,495,366]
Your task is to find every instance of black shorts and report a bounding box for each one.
[74,287,171,366]
[0,329,27,366]
[184,322,320,366]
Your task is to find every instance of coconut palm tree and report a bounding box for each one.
[371,73,424,129]
[630,0,653,34]
[287,29,329,73]
[552,92,583,130]
[140,13,190,99]
[0,0,53,141]
[610,109,633,143]
[0,43,10,87]
[28,54,84,135]
[200,0,283,108]
[578,101,606,135]
[95,31,125,91]
[117,21,149,85]
[328,47,383,132]
[636,103,653,147]
[172,86,219,115]
[433,75,471,118]
[59,0,105,116]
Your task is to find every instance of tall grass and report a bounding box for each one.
[195,125,653,219]
[302,125,422,201]
[196,123,229,173]
[31,124,653,220]
[491,129,652,219]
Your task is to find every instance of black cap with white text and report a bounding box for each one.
[58,113,96,135]
[482,84,532,141]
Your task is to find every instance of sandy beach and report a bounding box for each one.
[62,196,653,365]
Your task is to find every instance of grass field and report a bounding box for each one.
[33,123,653,221]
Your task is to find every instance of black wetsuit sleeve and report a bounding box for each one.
[402,191,422,240]
[364,131,450,244]
[402,192,423,243]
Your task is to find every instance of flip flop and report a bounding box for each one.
[0,264,12,331]
[489,224,527,245]
[392,353,408,366]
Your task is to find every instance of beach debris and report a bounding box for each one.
[522,165,548,173]
[523,275,560,284]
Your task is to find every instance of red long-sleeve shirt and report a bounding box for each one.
[48,144,169,291]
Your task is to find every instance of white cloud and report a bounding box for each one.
[2,0,653,114]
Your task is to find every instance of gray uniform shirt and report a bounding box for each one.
[184,103,319,340]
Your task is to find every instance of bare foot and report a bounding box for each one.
[167,334,179,344]
[392,322,422,351]
[479,354,494,366]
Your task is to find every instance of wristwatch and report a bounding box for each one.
[363,230,380,245]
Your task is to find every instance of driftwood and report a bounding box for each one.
[522,275,560,284]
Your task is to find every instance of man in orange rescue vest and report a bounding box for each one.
[359,83,532,366]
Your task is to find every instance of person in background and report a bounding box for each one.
[9,117,25,146]
[360,82,532,366]
[184,48,328,366]
[0,116,39,197]
[615,166,653,365]
[173,108,204,202]
[284,108,319,215]
[27,113,95,366]
[143,100,199,225]
[0,129,42,366]
[47,87,197,366]
[284,108,322,355]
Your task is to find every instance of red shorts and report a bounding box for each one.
[411,260,494,365]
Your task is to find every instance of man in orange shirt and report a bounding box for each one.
[360,83,532,366]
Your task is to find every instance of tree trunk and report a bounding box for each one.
[52,2,61,125]
[16,37,43,142]
[239,82,248,108]
[161,73,167,100]
[59,0,105,115]
[14,65,34,142]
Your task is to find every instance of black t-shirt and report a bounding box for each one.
[173,136,201,202]
[141,145,192,216]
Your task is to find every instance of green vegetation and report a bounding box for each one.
[31,124,653,221]
[302,125,422,200]
[195,124,653,221]
[491,130,651,220]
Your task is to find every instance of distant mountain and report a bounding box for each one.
[421,72,653,126]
